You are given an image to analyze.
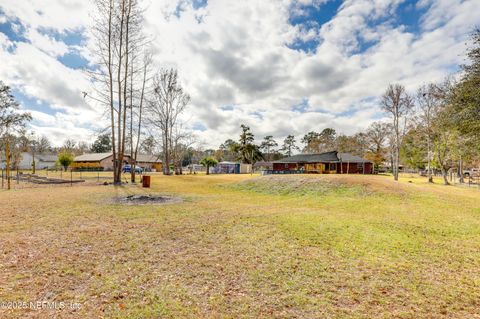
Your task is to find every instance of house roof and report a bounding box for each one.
[337,153,371,163]
[74,153,162,163]
[74,152,113,162]
[37,154,57,162]
[253,161,273,168]
[274,151,339,163]
[274,151,372,164]
[136,154,162,163]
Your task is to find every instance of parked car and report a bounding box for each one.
[122,164,143,173]
[463,168,480,177]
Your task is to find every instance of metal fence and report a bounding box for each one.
[0,169,145,189]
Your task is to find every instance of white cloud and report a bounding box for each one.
[25,28,69,57]
[0,0,479,148]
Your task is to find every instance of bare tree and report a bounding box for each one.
[381,84,414,181]
[147,69,190,175]
[0,81,32,189]
[89,0,147,184]
[364,121,391,169]
[416,83,444,183]
[36,136,52,153]
[129,53,152,182]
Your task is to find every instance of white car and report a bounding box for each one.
[464,168,480,177]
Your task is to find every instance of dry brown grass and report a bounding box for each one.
[0,173,479,318]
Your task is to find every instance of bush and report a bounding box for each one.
[57,151,74,171]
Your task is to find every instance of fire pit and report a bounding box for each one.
[117,194,182,205]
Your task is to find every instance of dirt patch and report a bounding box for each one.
[116,194,183,205]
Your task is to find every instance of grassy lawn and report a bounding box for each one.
[1,173,479,318]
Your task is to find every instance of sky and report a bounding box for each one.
[0,0,479,149]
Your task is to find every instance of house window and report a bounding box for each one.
[284,163,289,169]
[329,163,337,171]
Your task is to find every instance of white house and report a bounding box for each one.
[17,152,57,170]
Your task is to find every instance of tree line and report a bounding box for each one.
[1,5,479,187]
[205,30,480,184]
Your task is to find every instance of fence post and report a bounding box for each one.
[70,170,72,186]
[1,169,3,189]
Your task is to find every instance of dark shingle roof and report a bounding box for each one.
[136,154,162,163]
[274,151,372,164]
[37,154,57,162]
[274,151,339,163]
[337,153,371,163]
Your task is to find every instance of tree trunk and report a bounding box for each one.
[206,164,209,175]
[32,151,36,174]
[114,0,126,185]
[437,150,450,185]
[163,133,170,175]
[459,158,464,183]
[107,0,117,185]
[6,138,11,190]
[427,138,433,183]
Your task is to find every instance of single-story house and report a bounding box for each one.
[184,164,206,173]
[17,152,58,170]
[72,153,162,171]
[0,152,58,170]
[272,151,373,174]
[135,154,163,171]
[253,161,273,171]
[210,161,252,174]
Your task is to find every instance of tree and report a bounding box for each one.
[89,0,147,184]
[57,151,74,171]
[231,125,263,164]
[141,135,157,154]
[91,133,112,153]
[415,83,444,182]
[36,136,52,153]
[301,128,337,154]
[427,80,455,185]
[62,139,77,152]
[76,141,90,155]
[129,53,152,182]
[281,135,299,156]
[401,128,427,170]
[28,132,38,174]
[200,156,218,175]
[0,81,32,190]
[171,125,195,175]
[147,69,190,175]
[449,29,480,140]
[336,132,368,157]
[218,139,238,161]
[301,131,320,153]
[364,121,391,169]
[381,84,414,181]
[260,135,278,161]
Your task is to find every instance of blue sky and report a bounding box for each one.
[0,0,478,147]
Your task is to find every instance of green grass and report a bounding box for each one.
[0,173,479,318]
